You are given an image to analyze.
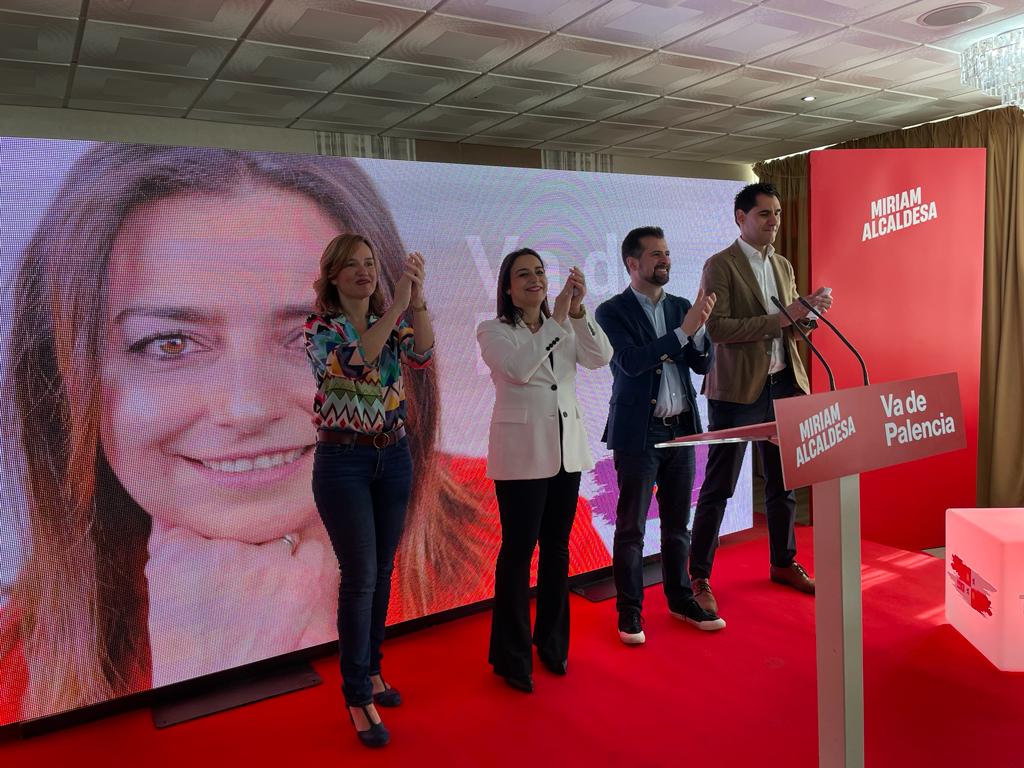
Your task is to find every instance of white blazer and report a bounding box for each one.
[477,311,613,481]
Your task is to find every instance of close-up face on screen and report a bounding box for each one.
[0,138,751,723]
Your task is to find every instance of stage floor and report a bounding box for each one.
[5,526,1024,767]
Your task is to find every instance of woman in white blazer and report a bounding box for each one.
[477,247,612,693]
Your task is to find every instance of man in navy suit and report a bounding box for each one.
[595,227,724,645]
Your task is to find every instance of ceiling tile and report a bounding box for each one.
[888,68,976,98]
[78,21,234,78]
[617,127,722,151]
[383,127,465,141]
[461,134,540,147]
[676,65,813,104]
[70,66,205,112]
[657,147,720,160]
[219,42,366,91]
[492,35,647,85]
[589,51,736,96]
[558,121,656,145]
[807,89,936,121]
[678,105,793,133]
[0,10,77,63]
[605,145,664,157]
[563,0,750,49]
[854,0,1024,45]
[437,0,608,33]
[440,74,574,112]
[928,15,1024,52]
[90,0,265,38]
[291,117,389,132]
[802,120,897,144]
[608,96,730,127]
[535,139,608,151]
[746,113,852,139]
[380,14,545,72]
[754,28,917,78]
[685,133,771,156]
[666,6,842,64]
[337,59,478,101]
[0,60,68,106]
[0,1,80,15]
[301,92,426,129]
[249,0,424,57]
[759,0,916,25]
[478,113,588,141]
[377,0,443,9]
[751,138,818,159]
[395,104,514,134]
[743,78,878,112]
[530,86,656,119]
[188,109,296,127]
[828,44,959,89]
[194,80,324,116]
[889,95,1001,123]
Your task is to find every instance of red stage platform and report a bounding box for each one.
[4,526,1022,767]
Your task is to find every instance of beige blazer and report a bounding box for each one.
[477,312,612,481]
[700,241,812,404]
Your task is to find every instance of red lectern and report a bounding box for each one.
[658,372,966,768]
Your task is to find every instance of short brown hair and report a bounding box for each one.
[313,233,385,317]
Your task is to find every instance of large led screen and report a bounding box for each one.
[0,138,751,723]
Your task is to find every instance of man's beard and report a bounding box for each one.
[645,268,669,286]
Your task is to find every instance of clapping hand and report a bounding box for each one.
[681,286,716,337]
[566,266,587,316]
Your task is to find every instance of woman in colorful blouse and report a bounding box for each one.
[304,233,433,748]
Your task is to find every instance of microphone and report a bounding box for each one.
[797,296,869,386]
[770,295,835,392]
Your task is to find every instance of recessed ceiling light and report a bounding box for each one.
[801,95,816,102]
[918,3,985,27]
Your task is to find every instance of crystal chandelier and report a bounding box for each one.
[961,27,1024,106]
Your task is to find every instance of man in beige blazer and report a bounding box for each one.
[690,183,833,612]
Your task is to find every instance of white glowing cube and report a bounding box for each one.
[945,508,1024,671]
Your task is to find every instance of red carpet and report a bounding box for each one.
[4,527,1024,767]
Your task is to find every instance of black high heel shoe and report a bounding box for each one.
[494,669,533,693]
[371,676,402,707]
[347,704,390,748]
[538,653,568,676]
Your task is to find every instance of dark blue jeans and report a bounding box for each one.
[612,419,697,615]
[312,438,412,706]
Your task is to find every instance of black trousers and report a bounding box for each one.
[489,466,580,678]
[690,368,801,580]
[612,419,697,615]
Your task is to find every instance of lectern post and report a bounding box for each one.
[812,474,864,768]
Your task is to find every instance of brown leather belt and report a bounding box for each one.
[317,426,406,449]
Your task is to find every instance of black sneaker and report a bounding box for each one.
[669,598,726,631]
[617,610,646,645]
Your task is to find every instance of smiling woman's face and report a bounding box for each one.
[100,186,338,543]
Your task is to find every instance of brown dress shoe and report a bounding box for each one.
[770,562,815,594]
[692,578,718,615]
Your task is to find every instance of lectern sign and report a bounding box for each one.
[774,373,966,489]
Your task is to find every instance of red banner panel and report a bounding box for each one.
[774,373,966,490]
[809,148,985,549]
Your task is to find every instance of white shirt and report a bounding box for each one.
[736,237,786,375]
[629,287,706,416]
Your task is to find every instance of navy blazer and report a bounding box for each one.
[595,287,713,455]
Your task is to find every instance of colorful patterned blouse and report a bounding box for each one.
[304,313,433,434]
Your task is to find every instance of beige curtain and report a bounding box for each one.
[755,107,1024,508]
